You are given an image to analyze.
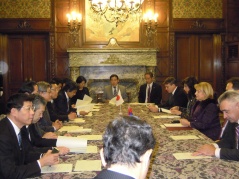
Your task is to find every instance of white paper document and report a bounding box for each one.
[173,153,212,160]
[74,160,102,171]
[77,135,102,140]
[161,108,172,114]
[83,94,93,102]
[92,108,100,112]
[68,128,92,133]
[58,126,83,132]
[164,123,185,127]
[70,118,85,123]
[153,115,180,119]
[170,135,200,140]
[69,146,97,153]
[160,125,166,129]
[86,146,98,153]
[56,136,87,149]
[41,164,73,173]
[76,104,95,114]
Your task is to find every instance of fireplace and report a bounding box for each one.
[67,46,158,102]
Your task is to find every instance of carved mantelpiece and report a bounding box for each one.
[67,48,158,102]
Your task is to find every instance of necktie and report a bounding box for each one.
[147,85,151,103]
[18,132,22,149]
[113,87,117,97]
[235,124,239,149]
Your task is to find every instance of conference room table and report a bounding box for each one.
[30,103,239,179]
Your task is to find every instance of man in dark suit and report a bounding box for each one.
[0,93,59,178]
[94,116,155,179]
[138,72,162,105]
[148,77,188,112]
[102,74,128,103]
[193,91,239,161]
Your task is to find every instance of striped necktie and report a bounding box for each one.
[113,87,117,96]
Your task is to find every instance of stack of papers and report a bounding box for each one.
[74,160,102,171]
[75,95,92,107]
[41,164,73,173]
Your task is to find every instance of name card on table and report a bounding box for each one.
[41,164,73,173]
[163,123,193,131]
[173,153,212,160]
[74,160,102,172]
[58,126,91,133]
[170,135,200,140]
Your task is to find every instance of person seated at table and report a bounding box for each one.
[0,93,59,178]
[193,91,239,161]
[71,75,90,105]
[170,76,198,119]
[18,81,39,95]
[138,72,162,105]
[102,74,128,103]
[54,80,88,119]
[148,77,188,112]
[47,80,76,122]
[180,82,221,141]
[94,116,155,179]
[22,94,69,155]
[51,77,63,90]
[37,81,62,134]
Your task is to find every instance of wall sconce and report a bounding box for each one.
[66,11,82,47]
[143,11,158,46]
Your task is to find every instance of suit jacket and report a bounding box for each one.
[102,85,128,102]
[37,107,55,132]
[189,98,221,141]
[54,90,75,116]
[138,82,162,105]
[71,87,90,104]
[94,169,135,179]
[47,101,68,122]
[159,87,188,109]
[0,117,41,178]
[217,122,239,161]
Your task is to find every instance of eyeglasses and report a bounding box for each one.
[21,106,35,111]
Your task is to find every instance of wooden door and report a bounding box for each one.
[175,33,223,95]
[5,34,49,98]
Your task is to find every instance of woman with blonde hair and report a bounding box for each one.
[180,82,221,141]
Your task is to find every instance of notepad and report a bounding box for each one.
[170,135,200,140]
[69,146,97,153]
[41,164,73,173]
[153,115,180,119]
[74,160,102,171]
[173,153,212,160]
[77,135,102,140]
[164,123,185,127]
[56,136,87,149]
[67,128,92,133]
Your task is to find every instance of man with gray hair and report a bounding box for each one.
[193,90,239,161]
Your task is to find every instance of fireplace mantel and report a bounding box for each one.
[67,48,158,102]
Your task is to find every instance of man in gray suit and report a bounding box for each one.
[102,74,127,103]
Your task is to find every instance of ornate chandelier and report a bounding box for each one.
[88,0,144,26]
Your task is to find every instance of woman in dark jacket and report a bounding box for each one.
[71,76,90,104]
[170,76,198,119]
[180,82,221,141]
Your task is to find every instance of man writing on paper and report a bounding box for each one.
[102,74,128,103]
[94,116,155,179]
[193,91,239,161]
[0,93,59,178]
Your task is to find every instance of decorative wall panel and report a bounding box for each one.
[0,0,51,18]
[172,0,222,18]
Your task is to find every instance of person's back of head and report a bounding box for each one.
[101,116,155,176]
[76,76,87,84]
[37,81,50,93]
